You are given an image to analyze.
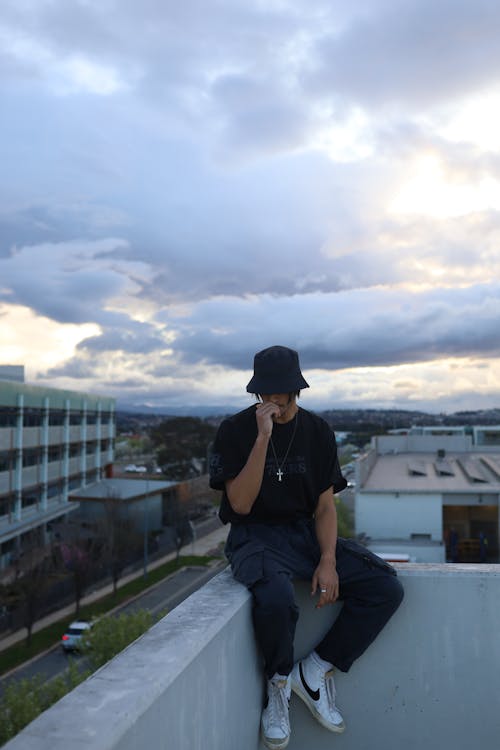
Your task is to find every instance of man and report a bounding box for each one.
[210,346,403,749]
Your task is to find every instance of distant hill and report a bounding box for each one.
[116,406,500,434]
[115,403,239,418]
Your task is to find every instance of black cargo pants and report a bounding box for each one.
[225,520,404,678]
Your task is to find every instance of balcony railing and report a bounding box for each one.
[4,563,500,750]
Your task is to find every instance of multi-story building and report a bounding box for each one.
[0,374,115,570]
[355,429,500,563]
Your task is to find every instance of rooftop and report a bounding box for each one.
[69,477,177,502]
[361,451,500,493]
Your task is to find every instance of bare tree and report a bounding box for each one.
[55,523,101,616]
[99,494,142,594]
[164,486,196,560]
[6,530,57,646]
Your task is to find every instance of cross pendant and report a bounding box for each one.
[276,468,283,481]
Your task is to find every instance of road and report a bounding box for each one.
[0,559,227,695]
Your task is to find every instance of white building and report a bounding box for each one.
[355,429,500,563]
[0,377,115,570]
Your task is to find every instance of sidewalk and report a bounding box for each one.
[0,523,229,653]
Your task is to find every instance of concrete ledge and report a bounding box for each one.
[4,568,262,750]
[5,564,500,750]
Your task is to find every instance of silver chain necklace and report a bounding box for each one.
[269,412,298,481]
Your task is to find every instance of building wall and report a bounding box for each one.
[0,380,115,568]
[355,492,443,541]
[75,494,163,532]
[374,434,473,454]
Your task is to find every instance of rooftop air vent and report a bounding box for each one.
[408,460,427,476]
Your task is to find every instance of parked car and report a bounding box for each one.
[61,620,92,652]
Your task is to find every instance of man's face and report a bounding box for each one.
[260,393,296,419]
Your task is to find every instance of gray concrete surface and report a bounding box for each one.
[4,563,500,750]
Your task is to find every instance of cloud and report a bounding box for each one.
[2,0,500,412]
[0,238,152,324]
[166,283,500,371]
[306,0,500,110]
[77,321,167,355]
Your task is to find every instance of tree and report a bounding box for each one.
[164,490,195,560]
[0,662,86,746]
[54,523,101,616]
[335,496,354,539]
[6,531,58,646]
[150,417,216,480]
[0,610,157,746]
[98,496,143,594]
[81,610,156,671]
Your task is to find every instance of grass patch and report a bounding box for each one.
[0,555,215,677]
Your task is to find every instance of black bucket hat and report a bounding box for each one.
[246,346,309,394]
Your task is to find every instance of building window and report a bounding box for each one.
[47,480,63,499]
[49,410,65,426]
[0,452,13,473]
[23,409,43,427]
[48,446,64,462]
[0,408,17,427]
[68,475,83,490]
[22,449,40,467]
[22,488,39,508]
[69,412,82,426]
[69,444,81,458]
[0,494,14,517]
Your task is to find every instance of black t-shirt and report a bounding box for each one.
[209,405,347,525]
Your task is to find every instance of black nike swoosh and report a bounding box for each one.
[299,662,320,701]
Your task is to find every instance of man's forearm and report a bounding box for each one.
[315,489,338,564]
[226,433,270,514]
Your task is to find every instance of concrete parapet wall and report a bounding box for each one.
[5,564,500,750]
[288,563,500,749]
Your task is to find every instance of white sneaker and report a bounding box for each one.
[291,656,345,733]
[261,674,291,749]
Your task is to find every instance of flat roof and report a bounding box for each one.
[69,478,177,501]
[361,452,500,494]
[0,380,115,410]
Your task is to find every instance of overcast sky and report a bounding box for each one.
[2,0,500,413]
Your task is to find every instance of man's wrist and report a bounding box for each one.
[255,432,271,444]
[320,552,337,567]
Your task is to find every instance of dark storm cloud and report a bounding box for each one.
[166,283,500,371]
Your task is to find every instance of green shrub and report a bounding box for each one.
[0,661,89,746]
[81,609,155,671]
[0,612,156,746]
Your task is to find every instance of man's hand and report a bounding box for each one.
[255,402,280,437]
[311,558,339,609]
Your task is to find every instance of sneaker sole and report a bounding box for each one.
[260,729,290,750]
[291,679,346,734]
